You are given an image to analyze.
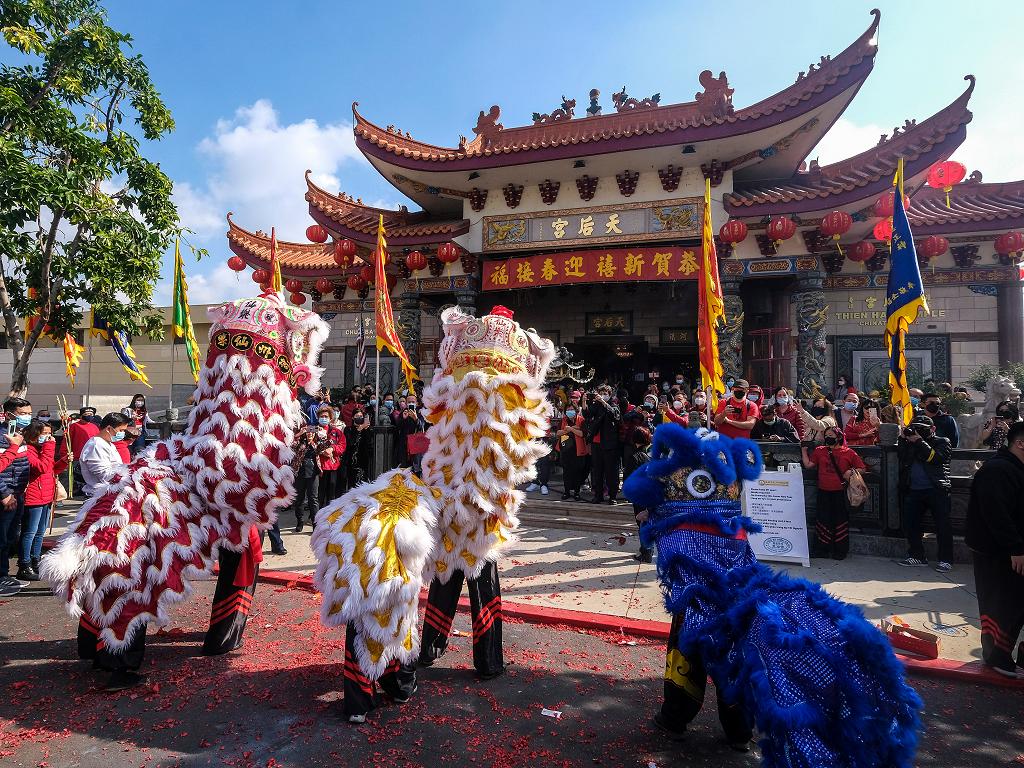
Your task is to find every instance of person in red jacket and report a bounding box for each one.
[17,420,68,581]
[316,405,347,507]
[801,425,866,560]
[69,409,99,498]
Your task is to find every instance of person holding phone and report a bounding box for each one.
[977,401,1019,450]
[843,399,881,446]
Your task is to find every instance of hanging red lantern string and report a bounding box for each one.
[285,278,303,293]
[251,268,269,284]
[437,242,460,263]
[848,240,876,263]
[406,250,427,271]
[334,239,357,267]
[819,210,852,256]
[718,220,748,245]
[766,216,796,247]
[926,160,966,208]
[227,256,246,272]
[315,277,334,295]
[305,225,328,243]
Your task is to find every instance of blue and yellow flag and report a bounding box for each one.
[884,157,927,426]
[91,310,151,387]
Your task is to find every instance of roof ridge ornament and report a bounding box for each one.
[532,96,576,125]
[472,105,503,150]
[695,71,734,118]
[612,86,661,112]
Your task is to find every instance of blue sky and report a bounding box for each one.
[91,0,1024,304]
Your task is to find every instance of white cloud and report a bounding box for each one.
[153,259,255,309]
[805,118,888,167]
[173,99,363,243]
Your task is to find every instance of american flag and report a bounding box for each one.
[357,314,367,376]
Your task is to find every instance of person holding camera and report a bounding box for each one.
[965,420,1024,678]
[751,405,799,443]
[977,401,1019,450]
[922,393,960,447]
[290,422,332,533]
[713,379,758,439]
[586,384,622,504]
[896,415,954,572]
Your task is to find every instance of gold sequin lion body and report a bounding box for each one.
[311,305,554,679]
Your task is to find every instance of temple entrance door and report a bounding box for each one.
[647,348,700,396]
[567,338,648,400]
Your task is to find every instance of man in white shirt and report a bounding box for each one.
[79,413,132,497]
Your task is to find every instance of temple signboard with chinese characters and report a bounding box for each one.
[586,312,633,336]
[482,198,702,252]
[482,245,702,291]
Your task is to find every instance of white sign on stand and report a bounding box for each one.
[742,465,810,567]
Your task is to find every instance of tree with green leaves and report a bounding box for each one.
[1,0,189,396]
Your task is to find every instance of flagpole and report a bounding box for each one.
[84,327,94,408]
[168,308,175,412]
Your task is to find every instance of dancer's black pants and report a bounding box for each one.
[974,551,1024,668]
[591,448,621,501]
[814,489,849,560]
[342,623,417,717]
[202,548,258,656]
[661,614,752,742]
[77,616,146,672]
[293,473,319,525]
[420,560,504,676]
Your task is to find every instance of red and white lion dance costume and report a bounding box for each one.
[41,292,328,658]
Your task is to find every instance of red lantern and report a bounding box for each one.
[873,191,910,219]
[766,216,796,244]
[819,210,852,240]
[848,240,876,263]
[918,235,949,260]
[406,250,427,271]
[289,292,307,306]
[347,275,366,292]
[313,277,332,294]
[873,219,893,242]
[437,242,460,263]
[926,161,966,207]
[718,220,748,245]
[334,238,358,266]
[252,268,269,284]
[386,273,399,291]
[306,225,328,243]
[227,256,246,272]
[996,231,1024,255]
[285,278,303,293]
[359,265,374,284]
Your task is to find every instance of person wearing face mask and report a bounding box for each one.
[896,415,953,572]
[585,385,622,504]
[751,405,799,443]
[965,421,1024,678]
[837,392,860,430]
[920,393,959,447]
[17,420,68,581]
[345,408,374,487]
[832,375,856,403]
[794,396,839,445]
[377,392,396,426]
[771,387,805,439]
[801,426,865,559]
[0,398,35,586]
[290,420,333,533]
[395,396,426,476]
[78,413,132,498]
[713,379,759,439]
[656,395,689,428]
[978,401,1020,450]
[687,390,709,429]
[121,394,153,458]
[843,399,881,447]
[316,406,347,507]
[746,385,764,408]
[557,399,588,500]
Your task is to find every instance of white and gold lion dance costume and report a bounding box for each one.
[311,305,554,720]
[41,291,328,685]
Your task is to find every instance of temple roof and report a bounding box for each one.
[724,76,974,216]
[304,172,468,244]
[908,176,1024,234]
[352,10,880,173]
[227,214,346,276]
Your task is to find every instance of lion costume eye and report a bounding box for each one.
[685,469,717,499]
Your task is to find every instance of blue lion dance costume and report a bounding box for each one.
[623,423,921,768]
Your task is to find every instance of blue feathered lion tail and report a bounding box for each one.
[689,564,922,768]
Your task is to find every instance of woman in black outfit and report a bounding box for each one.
[345,408,373,488]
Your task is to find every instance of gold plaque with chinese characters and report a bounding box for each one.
[482,198,702,252]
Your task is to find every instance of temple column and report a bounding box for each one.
[396,293,421,370]
[718,279,744,382]
[997,281,1024,366]
[793,267,829,400]
[455,287,478,316]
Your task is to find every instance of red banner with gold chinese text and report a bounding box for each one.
[481,245,703,291]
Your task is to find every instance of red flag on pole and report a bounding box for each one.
[373,215,417,392]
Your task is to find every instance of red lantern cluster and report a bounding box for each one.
[285,278,303,293]
[251,268,269,285]
[437,242,460,263]
[315,277,334,295]
[873,219,894,242]
[848,240,876,263]
[306,225,328,243]
[406,250,427,271]
[359,265,374,284]
[227,256,246,272]
[873,191,911,219]
[918,235,949,261]
[347,275,367,292]
[334,239,357,267]
[290,292,307,306]
[766,216,796,244]
[819,210,852,241]
[927,161,966,193]
[719,220,748,245]
[995,231,1024,256]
